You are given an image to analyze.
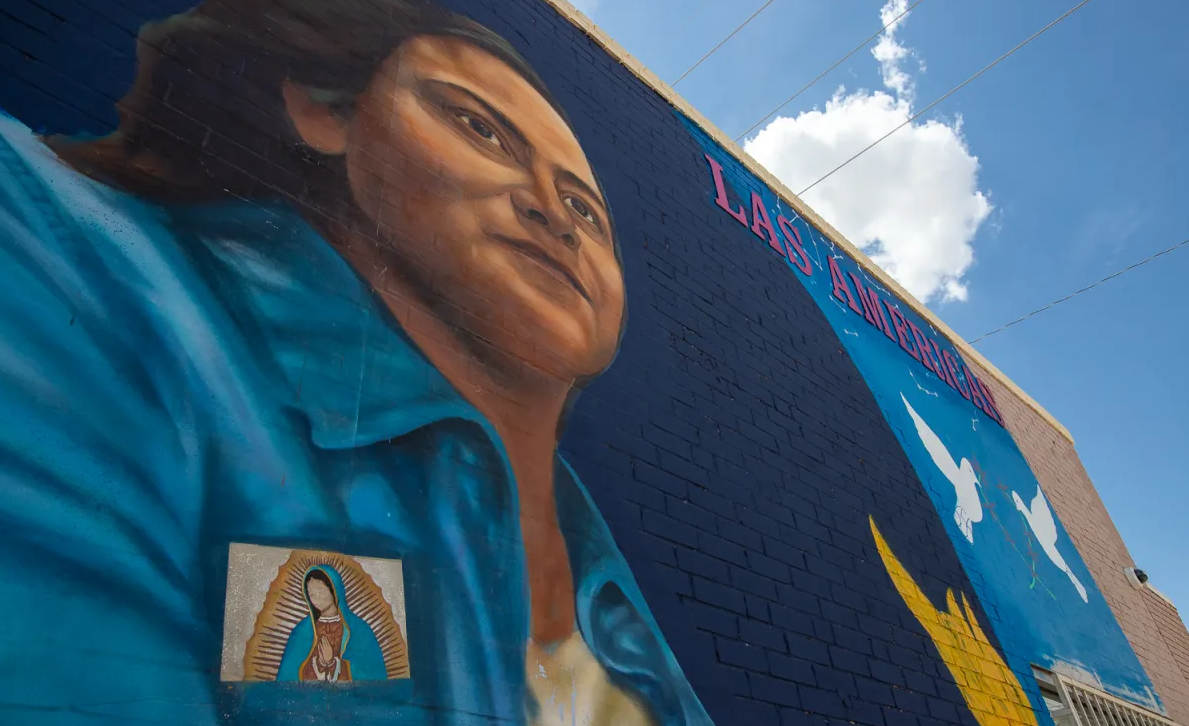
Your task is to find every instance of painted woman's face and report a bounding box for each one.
[307,578,335,611]
[293,36,626,382]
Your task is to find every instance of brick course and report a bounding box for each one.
[1144,591,1189,698]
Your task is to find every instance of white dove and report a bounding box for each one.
[901,393,983,544]
[1011,486,1089,603]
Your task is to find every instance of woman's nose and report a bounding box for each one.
[511,184,579,249]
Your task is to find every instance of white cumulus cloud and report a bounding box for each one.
[743,0,992,303]
[872,0,916,101]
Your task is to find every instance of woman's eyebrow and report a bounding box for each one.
[423,79,606,214]
[426,79,528,148]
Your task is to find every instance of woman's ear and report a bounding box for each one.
[282,80,349,155]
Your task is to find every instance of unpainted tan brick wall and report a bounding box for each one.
[1145,590,1189,697]
[971,362,1189,724]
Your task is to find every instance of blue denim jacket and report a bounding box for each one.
[0,112,712,726]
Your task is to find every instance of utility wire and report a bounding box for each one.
[734,0,928,143]
[970,238,1189,344]
[672,0,779,87]
[798,0,1096,197]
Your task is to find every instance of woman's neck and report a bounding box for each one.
[355,260,570,480]
[358,260,579,644]
[399,299,579,643]
[319,603,340,620]
[398,298,568,463]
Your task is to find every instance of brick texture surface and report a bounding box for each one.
[972,362,1189,723]
[1144,591,1189,705]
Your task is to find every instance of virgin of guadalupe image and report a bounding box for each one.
[278,567,387,683]
[0,0,714,724]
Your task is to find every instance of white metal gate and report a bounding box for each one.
[1033,667,1179,726]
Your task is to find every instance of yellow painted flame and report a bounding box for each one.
[870,516,1038,726]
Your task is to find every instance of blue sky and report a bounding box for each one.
[573,0,1189,626]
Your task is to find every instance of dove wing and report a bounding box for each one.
[901,393,963,483]
[1030,487,1056,533]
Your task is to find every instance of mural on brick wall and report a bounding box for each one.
[681,116,1162,713]
[0,0,712,723]
[0,0,1167,723]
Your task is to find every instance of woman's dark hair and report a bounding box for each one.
[48,0,563,213]
[303,568,338,620]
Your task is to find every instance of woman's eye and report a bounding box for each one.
[565,196,597,225]
[456,112,503,149]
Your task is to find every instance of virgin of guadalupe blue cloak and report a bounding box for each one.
[277,565,388,682]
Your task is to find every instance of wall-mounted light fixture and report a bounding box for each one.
[1124,567,1149,588]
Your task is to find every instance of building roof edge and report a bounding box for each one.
[540,0,1073,444]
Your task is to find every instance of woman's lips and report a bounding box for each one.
[490,234,591,302]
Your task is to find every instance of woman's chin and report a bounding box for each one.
[510,343,591,385]
[489,309,591,375]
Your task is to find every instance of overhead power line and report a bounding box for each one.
[970,238,1189,345]
[798,0,1096,198]
[734,0,929,143]
[672,0,779,87]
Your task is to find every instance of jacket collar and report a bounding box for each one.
[170,199,488,450]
